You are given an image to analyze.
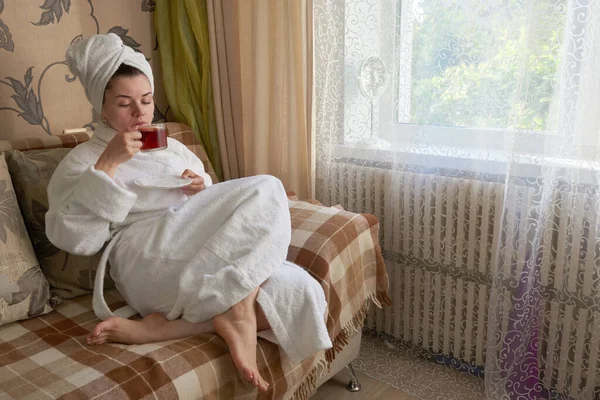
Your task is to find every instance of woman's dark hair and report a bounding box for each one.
[103,64,145,103]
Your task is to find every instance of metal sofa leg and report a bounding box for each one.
[345,363,362,392]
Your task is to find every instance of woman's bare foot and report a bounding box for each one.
[86,314,164,345]
[213,288,269,392]
[86,313,213,346]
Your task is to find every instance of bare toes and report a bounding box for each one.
[258,378,269,392]
[88,335,104,345]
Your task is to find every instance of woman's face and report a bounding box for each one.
[101,74,154,132]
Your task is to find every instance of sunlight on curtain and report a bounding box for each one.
[205,0,313,197]
[206,0,244,181]
[155,0,223,180]
[238,0,313,198]
[313,0,600,398]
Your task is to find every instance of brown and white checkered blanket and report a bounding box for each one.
[0,126,391,399]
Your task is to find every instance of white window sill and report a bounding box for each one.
[333,141,600,182]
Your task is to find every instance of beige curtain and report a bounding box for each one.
[207,0,314,199]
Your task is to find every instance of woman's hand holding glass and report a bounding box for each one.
[95,131,142,178]
[181,169,206,196]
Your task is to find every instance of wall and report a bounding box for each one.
[0,0,170,139]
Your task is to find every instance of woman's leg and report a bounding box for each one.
[86,313,214,345]
[256,261,332,363]
[86,288,272,391]
[213,287,270,391]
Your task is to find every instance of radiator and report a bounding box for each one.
[320,162,600,399]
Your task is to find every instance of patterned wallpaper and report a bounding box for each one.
[0,0,170,140]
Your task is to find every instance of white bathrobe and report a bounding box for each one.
[45,126,332,363]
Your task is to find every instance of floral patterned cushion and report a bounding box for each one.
[6,149,114,300]
[0,153,54,326]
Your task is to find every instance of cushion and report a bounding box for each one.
[6,149,114,299]
[0,153,54,326]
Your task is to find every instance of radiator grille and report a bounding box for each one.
[320,163,600,398]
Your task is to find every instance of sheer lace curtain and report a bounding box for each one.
[313,0,600,399]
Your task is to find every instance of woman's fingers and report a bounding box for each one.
[125,130,142,140]
[182,187,204,196]
[182,176,205,195]
[183,182,205,191]
[100,131,143,168]
[115,131,142,155]
[181,169,200,179]
[124,131,142,153]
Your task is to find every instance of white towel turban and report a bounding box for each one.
[65,33,154,114]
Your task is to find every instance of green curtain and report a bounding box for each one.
[155,0,223,180]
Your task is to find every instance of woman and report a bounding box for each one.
[46,33,332,392]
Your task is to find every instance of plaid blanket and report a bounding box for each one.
[0,126,390,399]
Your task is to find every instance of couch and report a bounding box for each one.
[0,122,390,399]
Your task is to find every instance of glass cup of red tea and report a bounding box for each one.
[139,123,168,152]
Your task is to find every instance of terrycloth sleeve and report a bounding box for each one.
[45,150,137,256]
[168,138,213,188]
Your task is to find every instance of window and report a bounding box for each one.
[343,0,572,154]
[396,0,565,132]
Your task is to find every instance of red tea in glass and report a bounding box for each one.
[139,124,168,152]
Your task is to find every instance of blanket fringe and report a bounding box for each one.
[290,357,328,400]
[290,292,391,399]
[376,291,393,308]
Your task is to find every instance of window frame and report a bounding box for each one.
[341,0,582,162]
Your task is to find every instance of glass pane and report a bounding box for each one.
[401,0,566,131]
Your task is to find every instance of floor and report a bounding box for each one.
[312,333,486,400]
[312,369,418,400]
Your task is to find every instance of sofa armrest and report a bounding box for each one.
[0,132,91,152]
[286,197,391,360]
